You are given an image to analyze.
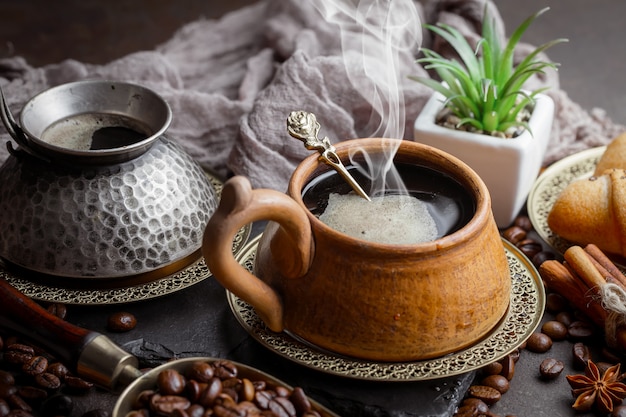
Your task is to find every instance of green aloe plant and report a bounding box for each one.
[410,6,567,136]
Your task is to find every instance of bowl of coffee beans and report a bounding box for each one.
[113,357,338,417]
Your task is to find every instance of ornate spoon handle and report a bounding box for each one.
[287,111,371,201]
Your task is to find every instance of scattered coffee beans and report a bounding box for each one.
[467,385,501,406]
[545,293,568,313]
[107,311,137,332]
[572,342,591,370]
[539,358,564,380]
[481,374,510,394]
[525,332,553,353]
[541,320,568,341]
[0,331,96,417]
[567,320,595,340]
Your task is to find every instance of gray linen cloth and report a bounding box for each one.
[0,0,623,192]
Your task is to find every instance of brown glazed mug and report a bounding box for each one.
[203,138,511,361]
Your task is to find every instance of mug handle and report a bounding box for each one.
[202,176,313,332]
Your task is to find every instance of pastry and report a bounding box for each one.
[594,132,626,175]
[548,168,626,257]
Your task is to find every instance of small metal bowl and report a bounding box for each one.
[0,80,218,282]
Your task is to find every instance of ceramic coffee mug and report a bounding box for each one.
[203,138,511,361]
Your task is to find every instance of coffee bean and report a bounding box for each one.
[461,398,490,413]
[4,344,34,365]
[467,385,501,406]
[184,379,204,403]
[22,356,48,376]
[63,375,92,393]
[526,332,553,353]
[545,293,568,313]
[539,358,564,380]
[572,342,591,370]
[46,303,67,320]
[46,362,69,381]
[186,361,214,383]
[502,226,526,245]
[150,394,190,415]
[133,390,155,409]
[198,378,222,407]
[213,360,238,380]
[157,369,186,396]
[481,374,510,394]
[514,215,533,231]
[541,320,568,341]
[238,378,254,403]
[269,396,297,417]
[568,321,595,340]
[186,404,205,417]
[35,373,61,391]
[107,312,137,332]
[254,389,274,409]
[289,387,311,414]
[532,250,555,268]
[517,239,543,259]
[17,386,48,402]
[221,386,238,403]
[555,311,574,327]
[499,354,515,381]
[481,362,503,376]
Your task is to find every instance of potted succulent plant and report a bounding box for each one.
[411,6,567,228]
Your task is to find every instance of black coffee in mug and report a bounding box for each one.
[302,162,475,243]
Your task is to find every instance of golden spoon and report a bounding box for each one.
[287,111,371,201]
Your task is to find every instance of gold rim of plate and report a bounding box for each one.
[0,173,251,305]
[527,146,605,255]
[227,235,545,382]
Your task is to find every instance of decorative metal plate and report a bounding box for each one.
[227,235,545,381]
[527,147,604,255]
[0,173,251,305]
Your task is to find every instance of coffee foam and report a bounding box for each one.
[318,192,438,244]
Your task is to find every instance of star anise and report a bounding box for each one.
[566,360,626,413]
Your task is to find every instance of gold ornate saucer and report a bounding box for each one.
[227,235,544,381]
[0,174,251,305]
[527,146,605,255]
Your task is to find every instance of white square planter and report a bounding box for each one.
[413,91,554,228]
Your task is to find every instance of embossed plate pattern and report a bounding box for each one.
[527,146,605,255]
[227,235,545,381]
[0,173,251,305]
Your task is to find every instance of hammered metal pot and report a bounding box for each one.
[0,80,218,281]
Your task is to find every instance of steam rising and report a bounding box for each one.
[311,0,422,196]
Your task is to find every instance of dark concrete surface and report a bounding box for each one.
[0,1,624,416]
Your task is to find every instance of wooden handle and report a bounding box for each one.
[0,279,98,370]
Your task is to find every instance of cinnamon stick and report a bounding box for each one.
[564,246,608,290]
[540,260,607,327]
[584,243,626,290]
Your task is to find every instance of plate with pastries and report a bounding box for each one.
[528,132,626,266]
